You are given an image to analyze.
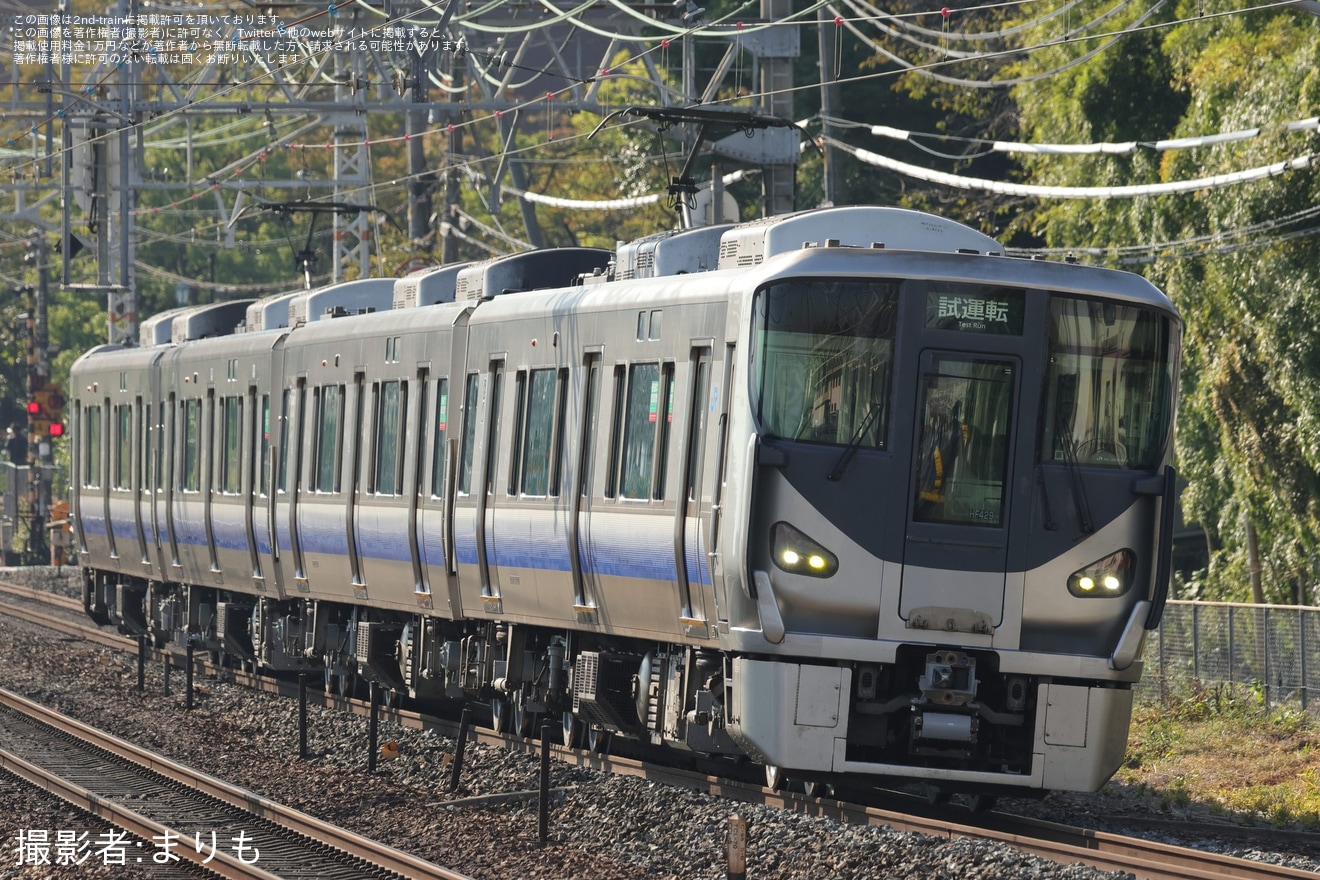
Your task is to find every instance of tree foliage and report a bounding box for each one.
[1005,3,1320,603]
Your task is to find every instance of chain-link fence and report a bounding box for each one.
[1139,600,1320,712]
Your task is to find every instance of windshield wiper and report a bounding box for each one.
[1055,416,1095,534]
[827,405,883,481]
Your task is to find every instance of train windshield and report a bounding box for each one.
[1041,296,1175,469]
[752,279,899,447]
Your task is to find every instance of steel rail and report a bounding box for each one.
[0,687,474,880]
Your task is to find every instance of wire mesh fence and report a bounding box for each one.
[1139,600,1320,712]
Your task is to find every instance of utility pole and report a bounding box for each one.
[817,6,840,207]
[760,0,796,216]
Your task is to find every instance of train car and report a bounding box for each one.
[71,206,1181,798]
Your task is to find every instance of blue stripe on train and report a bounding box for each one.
[127,503,713,587]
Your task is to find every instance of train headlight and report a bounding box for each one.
[771,522,838,578]
[1067,549,1135,598]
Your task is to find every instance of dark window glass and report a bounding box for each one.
[181,399,201,492]
[431,379,449,497]
[220,396,241,494]
[753,279,898,448]
[485,365,503,496]
[521,368,557,496]
[620,363,660,500]
[1042,297,1175,469]
[914,357,1015,527]
[458,374,479,495]
[314,385,341,493]
[277,390,290,493]
[374,380,403,495]
[84,405,103,488]
[114,404,132,489]
[258,394,270,496]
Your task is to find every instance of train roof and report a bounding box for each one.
[716,206,1003,270]
[454,248,612,301]
[288,278,396,327]
[243,291,300,332]
[392,262,473,308]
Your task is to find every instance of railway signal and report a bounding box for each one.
[29,384,65,437]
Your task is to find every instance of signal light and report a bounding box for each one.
[48,423,64,437]
[27,400,39,415]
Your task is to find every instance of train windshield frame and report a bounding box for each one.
[1040,295,1176,470]
[751,278,899,449]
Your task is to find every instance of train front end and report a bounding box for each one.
[715,241,1180,794]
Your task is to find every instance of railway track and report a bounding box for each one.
[2,575,1317,880]
[0,686,473,880]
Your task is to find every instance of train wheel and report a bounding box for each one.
[513,703,536,738]
[968,794,997,814]
[335,672,356,699]
[587,727,611,754]
[561,711,584,749]
[802,780,831,799]
[764,765,786,792]
[490,697,510,734]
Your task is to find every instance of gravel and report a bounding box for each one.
[2,566,1317,879]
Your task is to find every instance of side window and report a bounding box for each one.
[485,363,504,496]
[604,366,625,498]
[181,398,201,492]
[519,367,558,497]
[150,404,163,493]
[143,402,153,493]
[313,384,342,493]
[277,389,290,493]
[114,404,131,489]
[430,378,449,497]
[258,394,271,496]
[457,374,479,495]
[373,379,405,496]
[508,370,528,495]
[84,404,103,488]
[219,396,241,495]
[619,363,660,500]
[655,364,675,498]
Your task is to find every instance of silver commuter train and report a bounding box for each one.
[70,206,1181,796]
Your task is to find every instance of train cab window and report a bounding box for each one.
[373,380,406,496]
[181,399,201,492]
[83,404,103,488]
[312,384,343,493]
[752,279,898,448]
[457,374,480,495]
[1041,297,1175,469]
[430,379,449,497]
[114,404,132,490]
[913,357,1015,527]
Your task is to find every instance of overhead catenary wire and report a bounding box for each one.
[825,135,1320,199]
